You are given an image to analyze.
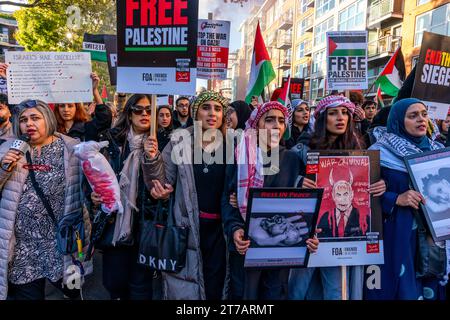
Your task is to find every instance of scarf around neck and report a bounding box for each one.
[113,128,147,245]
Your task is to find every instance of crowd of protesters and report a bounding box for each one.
[0,60,448,301]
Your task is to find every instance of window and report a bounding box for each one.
[414,4,450,46]
[417,0,430,5]
[316,0,335,18]
[314,17,334,46]
[312,49,326,74]
[296,42,305,59]
[299,0,308,14]
[311,77,325,101]
[338,0,366,31]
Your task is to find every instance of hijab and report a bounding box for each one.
[230,100,252,130]
[386,98,430,151]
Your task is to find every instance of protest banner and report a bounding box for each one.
[104,35,118,86]
[197,19,231,80]
[282,77,304,100]
[116,0,198,95]
[6,51,92,104]
[412,32,450,120]
[306,150,384,267]
[82,33,108,62]
[327,31,368,90]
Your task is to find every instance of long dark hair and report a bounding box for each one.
[113,94,153,143]
[309,109,365,150]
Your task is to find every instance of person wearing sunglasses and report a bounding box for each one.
[53,72,112,142]
[0,100,93,300]
[92,94,159,300]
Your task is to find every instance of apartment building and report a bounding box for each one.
[0,12,23,57]
[401,0,450,73]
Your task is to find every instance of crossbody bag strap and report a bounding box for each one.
[26,151,57,226]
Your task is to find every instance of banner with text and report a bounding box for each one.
[327,31,368,90]
[197,19,230,80]
[6,51,92,104]
[282,77,304,100]
[104,35,118,86]
[116,0,198,95]
[412,32,450,120]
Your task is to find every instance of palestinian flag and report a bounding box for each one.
[328,34,367,57]
[83,33,107,62]
[273,76,292,140]
[374,46,406,97]
[376,86,385,108]
[245,22,276,103]
[101,85,108,102]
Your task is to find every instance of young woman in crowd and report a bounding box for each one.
[289,95,386,300]
[222,101,320,300]
[142,91,230,300]
[368,98,446,300]
[285,99,313,149]
[53,73,112,142]
[91,94,158,300]
[226,100,253,130]
[156,105,173,152]
[436,111,450,147]
[0,100,92,300]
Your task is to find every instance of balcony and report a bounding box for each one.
[278,55,292,70]
[304,15,314,33]
[279,11,294,30]
[304,41,313,57]
[368,35,401,61]
[277,32,292,50]
[367,0,404,28]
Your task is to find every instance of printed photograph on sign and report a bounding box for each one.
[405,148,450,241]
[315,156,370,240]
[244,188,322,268]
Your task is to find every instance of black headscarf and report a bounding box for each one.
[230,100,252,130]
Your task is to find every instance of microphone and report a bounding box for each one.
[2,134,31,172]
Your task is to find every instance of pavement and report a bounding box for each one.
[45,252,110,300]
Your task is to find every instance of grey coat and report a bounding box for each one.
[142,126,208,300]
[0,133,92,300]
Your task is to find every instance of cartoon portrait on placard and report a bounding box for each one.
[315,156,370,240]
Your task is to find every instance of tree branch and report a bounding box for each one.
[0,0,44,7]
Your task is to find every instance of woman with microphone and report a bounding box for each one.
[0,100,92,300]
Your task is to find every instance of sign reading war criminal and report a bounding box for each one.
[327,31,368,90]
[116,0,198,95]
[306,150,384,267]
[412,32,450,120]
[197,19,231,80]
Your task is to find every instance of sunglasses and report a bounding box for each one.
[131,105,151,115]
[18,100,38,109]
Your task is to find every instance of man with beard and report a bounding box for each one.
[317,170,368,238]
[173,96,193,129]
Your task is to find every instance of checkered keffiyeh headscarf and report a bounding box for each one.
[191,90,229,120]
[314,95,356,119]
[245,101,290,129]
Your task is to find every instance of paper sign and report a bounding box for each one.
[6,51,93,104]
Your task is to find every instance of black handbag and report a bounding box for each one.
[413,210,447,279]
[138,196,188,273]
[26,152,85,256]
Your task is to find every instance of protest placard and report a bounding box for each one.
[282,77,304,100]
[6,51,92,104]
[116,0,198,95]
[104,35,118,86]
[412,32,450,120]
[197,19,231,80]
[306,150,384,267]
[327,31,368,90]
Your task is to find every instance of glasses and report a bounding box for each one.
[131,105,151,115]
